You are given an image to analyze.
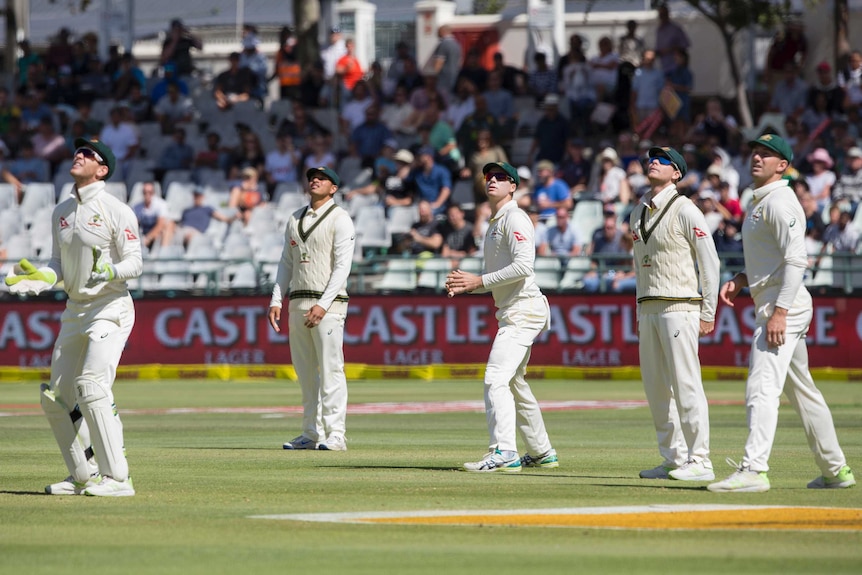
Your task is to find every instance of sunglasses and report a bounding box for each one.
[75,147,105,164]
[484,172,513,183]
[648,156,679,171]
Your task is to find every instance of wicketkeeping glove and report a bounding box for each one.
[86,246,117,288]
[4,259,58,295]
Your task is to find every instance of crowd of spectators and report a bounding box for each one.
[1,7,861,293]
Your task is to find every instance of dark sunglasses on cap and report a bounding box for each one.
[75,147,105,164]
[484,172,514,183]
[648,156,679,171]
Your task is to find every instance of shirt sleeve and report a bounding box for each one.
[111,204,144,281]
[679,203,721,322]
[771,199,808,310]
[481,210,535,290]
[317,211,356,311]
[269,218,295,309]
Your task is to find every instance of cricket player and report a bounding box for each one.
[268,166,355,451]
[631,146,720,481]
[708,134,856,493]
[5,138,142,496]
[446,161,557,472]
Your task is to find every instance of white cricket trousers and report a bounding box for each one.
[638,309,710,468]
[742,305,847,475]
[484,296,553,455]
[44,295,134,482]
[288,310,348,441]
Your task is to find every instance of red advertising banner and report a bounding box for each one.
[1,295,860,368]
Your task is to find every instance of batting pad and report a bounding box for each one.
[76,379,129,482]
[41,384,98,482]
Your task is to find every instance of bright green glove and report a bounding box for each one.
[86,247,117,288]
[4,259,57,295]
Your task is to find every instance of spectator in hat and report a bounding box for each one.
[595,147,631,206]
[808,61,844,116]
[529,94,568,165]
[321,27,347,82]
[515,165,534,209]
[533,160,572,220]
[832,146,862,215]
[406,146,451,215]
[229,166,265,225]
[527,51,557,104]
[176,188,236,247]
[805,147,836,209]
[383,148,417,209]
[213,52,255,110]
[239,33,269,102]
[160,19,202,77]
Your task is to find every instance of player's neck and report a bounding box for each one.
[489,195,511,218]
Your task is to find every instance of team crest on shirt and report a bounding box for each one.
[693,227,707,238]
[87,214,103,227]
[641,254,652,268]
[631,230,640,242]
[750,205,764,222]
[513,231,526,242]
[789,218,796,228]
[59,216,69,229]
[124,227,138,240]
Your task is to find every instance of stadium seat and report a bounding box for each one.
[0,208,22,242]
[354,205,390,251]
[19,183,55,228]
[533,257,562,290]
[450,178,475,210]
[459,256,484,274]
[417,257,454,291]
[164,181,197,221]
[571,200,604,240]
[376,258,417,292]
[104,182,128,203]
[805,255,833,288]
[226,262,259,289]
[387,205,418,235]
[559,256,593,291]
[272,181,302,203]
[347,191,381,217]
[0,183,16,212]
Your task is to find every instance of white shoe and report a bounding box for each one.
[463,449,522,473]
[283,435,318,450]
[639,464,674,479]
[318,435,347,451]
[707,459,770,493]
[45,474,101,495]
[84,476,135,497]
[668,459,715,481]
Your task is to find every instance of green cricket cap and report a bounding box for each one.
[648,146,687,178]
[748,133,794,162]
[306,166,341,186]
[482,161,520,186]
[74,137,116,180]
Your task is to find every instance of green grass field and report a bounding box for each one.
[1,378,861,574]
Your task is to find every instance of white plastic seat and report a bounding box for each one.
[0,183,17,212]
[19,183,55,227]
[226,262,259,289]
[559,256,593,290]
[347,192,380,217]
[104,182,128,203]
[571,200,604,241]
[164,181,197,221]
[417,257,454,290]
[450,179,475,210]
[459,257,484,274]
[533,257,562,290]
[354,205,390,250]
[376,258,417,292]
[387,205,418,235]
[805,255,833,287]
[0,208,23,242]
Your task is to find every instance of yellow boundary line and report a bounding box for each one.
[1,364,861,383]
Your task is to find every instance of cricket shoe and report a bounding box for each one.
[668,459,715,481]
[45,474,101,495]
[283,435,318,450]
[84,476,135,497]
[318,435,347,451]
[707,459,769,493]
[464,449,521,473]
[807,465,856,489]
[521,449,559,468]
[639,464,674,479]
